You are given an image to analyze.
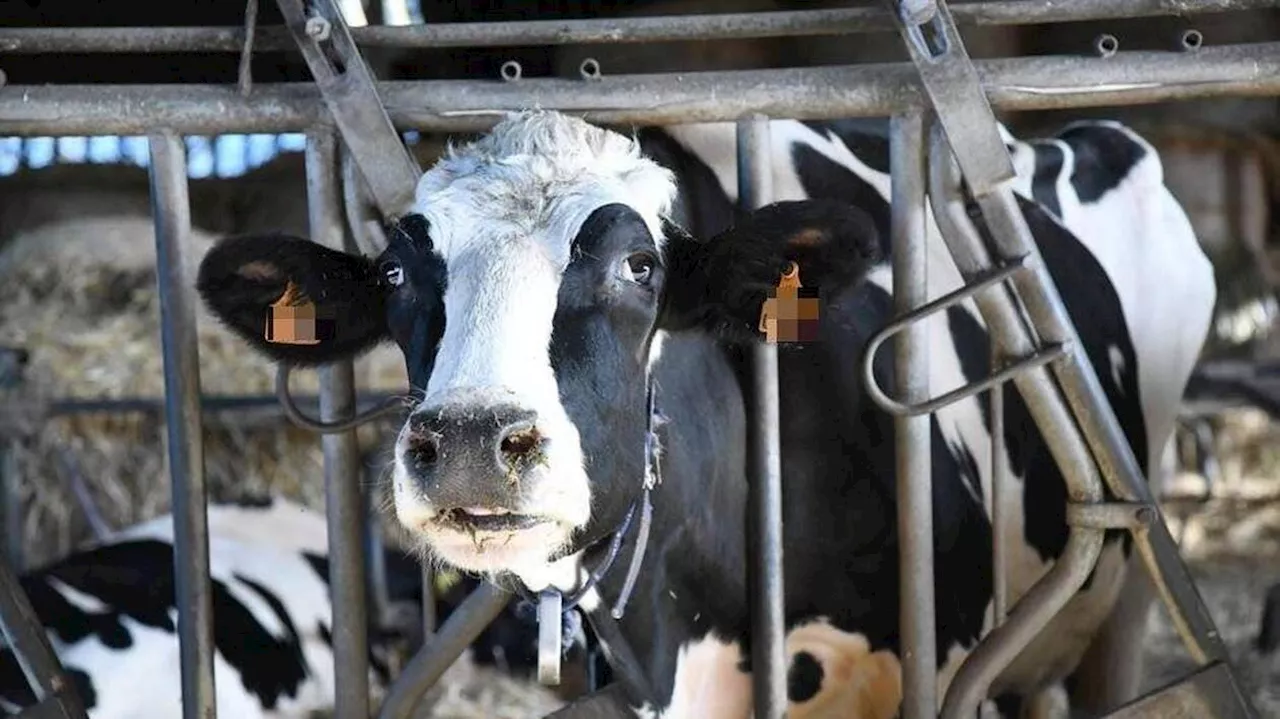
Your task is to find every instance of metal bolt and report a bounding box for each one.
[1179,29,1204,52]
[1094,34,1119,58]
[579,58,602,82]
[500,60,523,83]
[305,16,332,41]
[1135,506,1156,526]
[896,0,938,27]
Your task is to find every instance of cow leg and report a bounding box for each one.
[1023,682,1070,719]
[1067,554,1154,713]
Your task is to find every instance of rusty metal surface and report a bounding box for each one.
[0,1,1274,54]
[3,41,1279,135]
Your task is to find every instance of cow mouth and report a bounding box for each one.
[436,507,547,533]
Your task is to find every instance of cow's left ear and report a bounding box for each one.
[658,199,882,342]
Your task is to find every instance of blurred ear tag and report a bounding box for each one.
[758,261,819,344]
[265,281,321,345]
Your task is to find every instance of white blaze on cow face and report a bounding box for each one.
[390,112,677,574]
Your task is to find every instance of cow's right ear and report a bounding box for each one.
[196,234,392,366]
[658,199,881,343]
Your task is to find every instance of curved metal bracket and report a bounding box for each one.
[275,364,405,433]
[861,255,1069,417]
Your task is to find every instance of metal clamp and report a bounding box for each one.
[862,256,1069,417]
[275,0,420,235]
[275,364,405,433]
[1066,502,1156,530]
[885,0,1014,196]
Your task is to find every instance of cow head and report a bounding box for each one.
[197,111,879,579]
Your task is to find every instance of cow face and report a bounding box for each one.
[197,111,879,577]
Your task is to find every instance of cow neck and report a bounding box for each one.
[515,377,665,619]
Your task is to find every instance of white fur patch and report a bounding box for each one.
[631,620,901,719]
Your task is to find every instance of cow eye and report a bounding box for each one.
[620,253,655,286]
[382,260,405,287]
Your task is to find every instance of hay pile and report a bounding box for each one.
[0,196,412,566]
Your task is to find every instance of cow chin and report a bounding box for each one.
[418,521,576,575]
[389,462,591,575]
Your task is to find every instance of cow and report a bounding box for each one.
[193,110,1217,718]
[0,494,553,718]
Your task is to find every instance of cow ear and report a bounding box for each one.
[196,234,392,366]
[658,199,882,343]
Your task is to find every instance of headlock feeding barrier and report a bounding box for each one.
[0,1,1273,718]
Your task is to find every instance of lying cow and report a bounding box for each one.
[196,110,1216,718]
[0,495,548,718]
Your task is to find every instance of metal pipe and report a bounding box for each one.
[307,127,371,719]
[4,41,1280,135]
[942,530,1105,718]
[0,0,1273,54]
[1,444,22,573]
[148,131,217,719]
[970,173,1232,667]
[375,582,512,719]
[0,549,86,717]
[361,455,391,632]
[46,392,405,417]
[737,113,786,719]
[927,126,1110,717]
[989,360,1008,628]
[891,109,935,719]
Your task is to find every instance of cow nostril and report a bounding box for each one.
[406,432,440,468]
[499,425,544,464]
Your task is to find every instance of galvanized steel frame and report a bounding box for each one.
[0,1,1273,717]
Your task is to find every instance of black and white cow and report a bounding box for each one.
[0,496,457,718]
[195,110,1216,718]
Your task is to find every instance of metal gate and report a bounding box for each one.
[0,1,1274,718]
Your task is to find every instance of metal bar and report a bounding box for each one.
[581,605,657,707]
[11,693,79,719]
[4,41,1280,135]
[0,0,1274,54]
[375,582,512,719]
[307,127,370,719]
[989,356,1008,628]
[926,127,1110,718]
[45,392,405,417]
[1,443,22,573]
[737,113,786,719]
[277,0,420,222]
[0,544,84,717]
[148,131,217,719]
[361,454,391,632]
[1100,661,1254,719]
[888,0,1014,196]
[890,108,936,719]
[970,178,1234,669]
[420,565,436,638]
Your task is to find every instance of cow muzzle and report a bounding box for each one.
[391,390,592,571]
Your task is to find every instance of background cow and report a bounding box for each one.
[194,111,1215,718]
[0,493,559,718]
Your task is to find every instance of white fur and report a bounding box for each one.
[392,112,680,574]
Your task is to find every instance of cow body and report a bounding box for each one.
[195,111,1215,719]
[0,497,407,719]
